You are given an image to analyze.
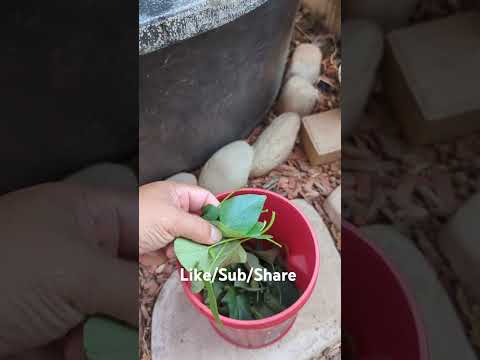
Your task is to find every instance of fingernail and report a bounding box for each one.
[210,225,222,243]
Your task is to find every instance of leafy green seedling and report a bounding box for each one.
[174,193,298,326]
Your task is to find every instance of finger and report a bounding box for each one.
[81,188,138,260]
[170,207,222,245]
[171,183,220,214]
[64,165,138,261]
[76,255,137,327]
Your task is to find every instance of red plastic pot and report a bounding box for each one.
[179,188,320,348]
[342,223,429,359]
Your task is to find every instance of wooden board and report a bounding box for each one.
[301,109,341,165]
[384,12,480,144]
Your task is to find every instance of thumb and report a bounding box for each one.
[169,207,222,246]
[74,254,137,327]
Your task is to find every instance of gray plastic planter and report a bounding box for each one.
[139,0,300,183]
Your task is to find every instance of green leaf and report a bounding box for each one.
[276,279,300,308]
[205,280,222,326]
[209,241,247,271]
[264,291,286,313]
[246,221,266,237]
[244,252,268,274]
[246,252,260,268]
[221,288,254,320]
[212,280,225,299]
[203,280,226,305]
[202,204,220,221]
[191,279,204,293]
[219,194,266,234]
[84,317,138,360]
[174,238,210,272]
[210,221,246,238]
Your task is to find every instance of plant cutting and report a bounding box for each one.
[174,192,300,325]
[177,188,319,349]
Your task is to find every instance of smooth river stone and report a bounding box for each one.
[250,113,301,177]
[276,76,318,116]
[286,43,322,84]
[199,140,253,194]
[166,172,197,186]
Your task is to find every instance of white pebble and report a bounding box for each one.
[276,76,318,116]
[199,141,253,194]
[251,113,301,177]
[287,43,323,84]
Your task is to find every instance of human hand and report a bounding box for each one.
[0,166,137,358]
[139,181,221,266]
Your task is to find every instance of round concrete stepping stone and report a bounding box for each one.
[151,199,340,360]
[166,172,197,186]
[291,199,341,322]
[360,225,477,360]
[439,193,480,302]
[152,272,338,360]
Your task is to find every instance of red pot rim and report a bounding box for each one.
[180,188,320,330]
[343,222,430,360]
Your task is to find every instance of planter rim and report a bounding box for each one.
[343,222,430,360]
[139,0,269,55]
[179,188,320,330]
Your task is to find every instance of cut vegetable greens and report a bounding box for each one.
[174,193,300,326]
